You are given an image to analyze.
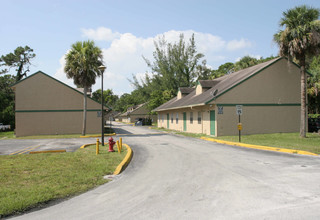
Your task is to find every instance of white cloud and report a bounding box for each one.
[227,38,252,51]
[81,27,121,42]
[55,28,255,95]
[54,53,75,88]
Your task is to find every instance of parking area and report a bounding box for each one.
[0,138,95,155]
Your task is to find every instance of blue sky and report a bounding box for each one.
[1,0,320,95]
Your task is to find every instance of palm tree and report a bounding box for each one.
[65,40,103,136]
[274,5,320,137]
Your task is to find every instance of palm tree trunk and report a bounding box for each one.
[300,65,307,138]
[82,86,88,136]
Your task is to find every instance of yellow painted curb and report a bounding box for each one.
[29,149,66,154]
[80,133,116,138]
[114,143,133,175]
[200,137,318,156]
[80,142,99,149]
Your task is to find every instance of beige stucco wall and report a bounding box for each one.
[157,59,301,136]
[157,105,216,136]
[14,73,101,111]
[13,72,103,136]
[216,105,299,136]
[212,59,300,104]
[177,91,182,99]
[15,111,101,136]
[196,84,202,95]
[211,59,301,136]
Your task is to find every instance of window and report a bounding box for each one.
[190,112,193,124]
[176,113,179,124]
[198,111,202,124]
[162,114,164,122]
[171,113,173,123]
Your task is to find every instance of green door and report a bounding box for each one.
[167,114,169,128]
[183,112,187,131]
[210,110,216,136]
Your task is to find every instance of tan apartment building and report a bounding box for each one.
[12,71,108,137]
[154,57,302,136]
[117,103,157,123]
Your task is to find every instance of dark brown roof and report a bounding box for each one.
[198,80,220,88]
[179,87,195,94]
[154,57,284,111]
[120,103,146,116]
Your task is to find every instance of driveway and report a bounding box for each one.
[0,138,95,155]
[12,122,320,219]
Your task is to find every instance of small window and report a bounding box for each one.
[176,113,179,124]
[190,112,193,124]
[162,114,164,122]
[171,113,173,123]
[198,111,201,124]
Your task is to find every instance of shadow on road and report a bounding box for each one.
[113,127,133,134]
[116,133,166,138]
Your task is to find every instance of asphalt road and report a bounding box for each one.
[11,122,320,219]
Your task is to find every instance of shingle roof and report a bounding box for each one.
[154,57,283,111]
[179,87,195,94]
[198,80,220,88]
[120,103,146,116]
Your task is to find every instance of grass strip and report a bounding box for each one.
[0,144,126,218]
[151,127,320,154]
[214,133,320,154]
[0,131,15,139]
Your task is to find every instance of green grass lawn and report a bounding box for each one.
[0,131,15,139]
[215,133,320,154]
[152,127,320,154]
[0,145,126,218]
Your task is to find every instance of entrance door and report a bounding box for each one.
[210,110,216,136]
[183,112,187,131]
[167,114,169,128]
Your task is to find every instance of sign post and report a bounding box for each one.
[236,105,243,142]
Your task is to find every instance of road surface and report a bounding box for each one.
[12,122,320,219]
[0,138,89,155]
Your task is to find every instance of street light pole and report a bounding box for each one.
[98,65,106,146]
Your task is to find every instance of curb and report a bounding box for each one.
[80,142,133,175]
[80,143,98,149]
[29,150,66,154]
[200,137,318,156]
[113,144,133,175]
[80,133,116,138]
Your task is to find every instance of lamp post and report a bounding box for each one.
[98,65,106,146]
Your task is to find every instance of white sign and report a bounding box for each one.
[97,111,102,117]
[236,105,243,115]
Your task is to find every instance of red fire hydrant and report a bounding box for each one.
[108,137,115,152]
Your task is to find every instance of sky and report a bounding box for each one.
[1,0,320,95]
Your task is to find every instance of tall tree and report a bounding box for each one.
[0,74,15,128]
[64,40,103,135]
[143,33,204,92]
[234,56,259,71]
[0,46,36,82]
[274,5,320,137]
[92,89,119,108]
[307,55,320,114]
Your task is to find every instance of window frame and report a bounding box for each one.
[198,111,202,124]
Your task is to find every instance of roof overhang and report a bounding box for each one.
[154,103,206,112]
